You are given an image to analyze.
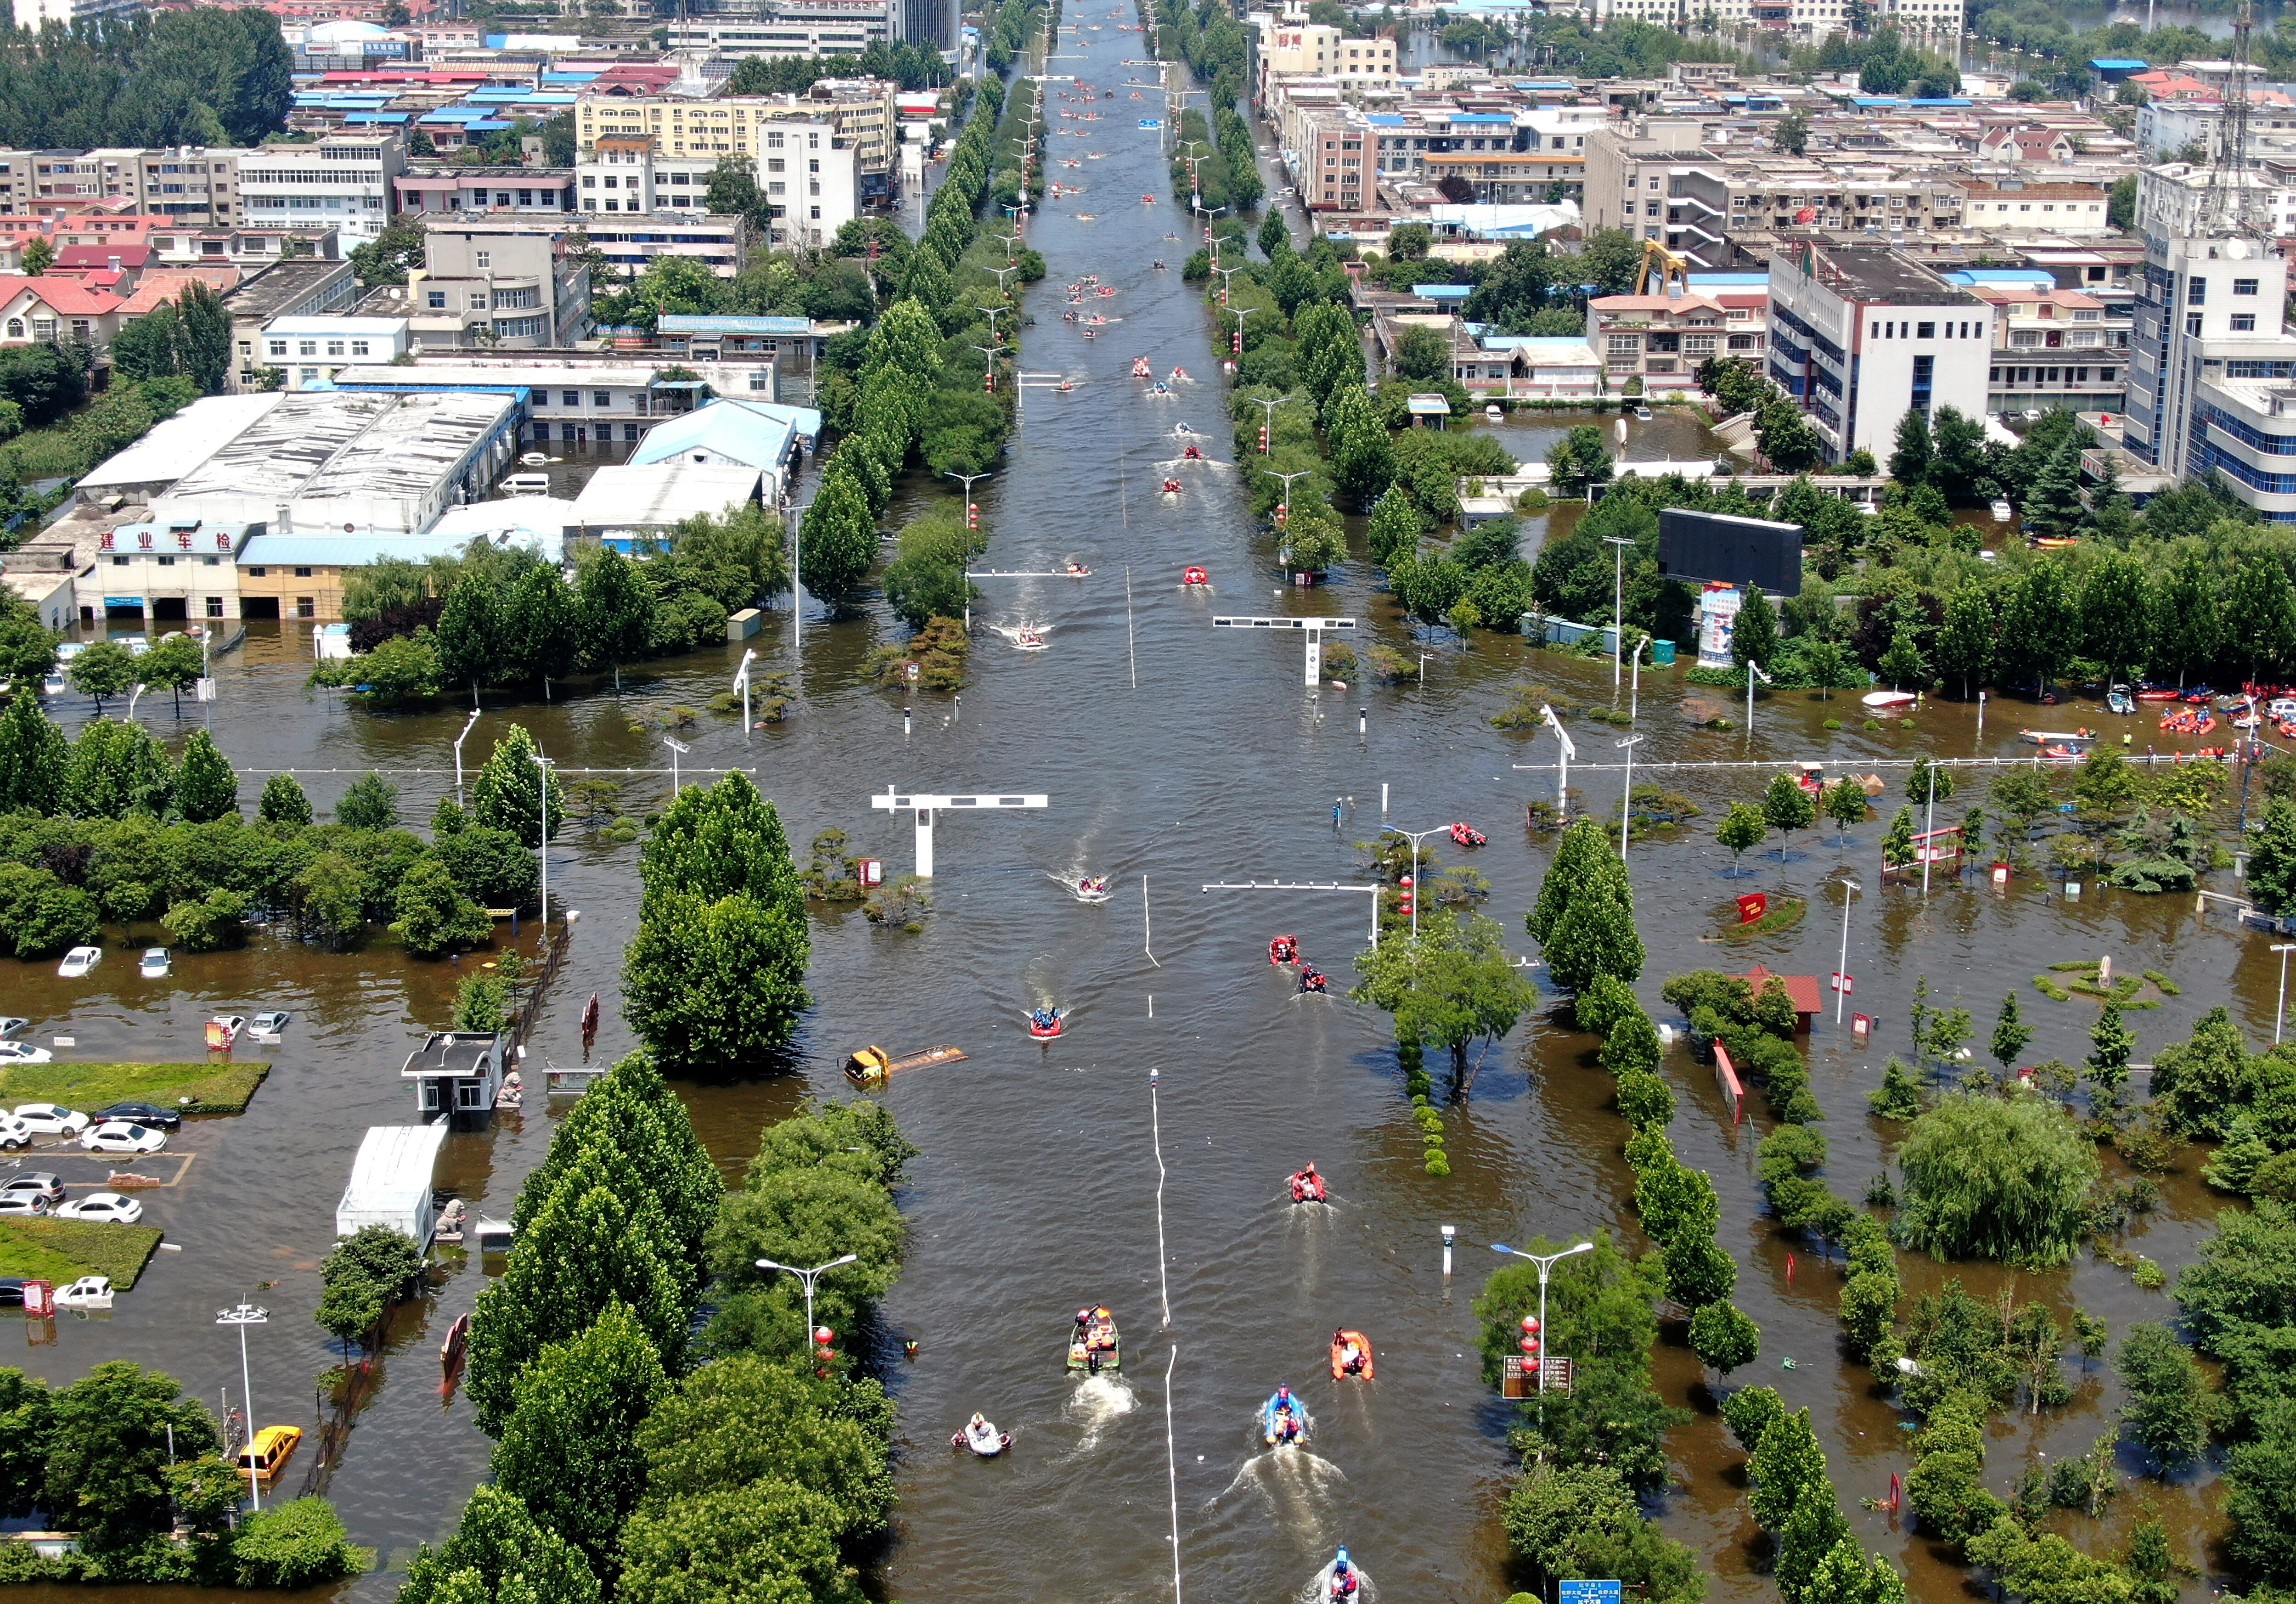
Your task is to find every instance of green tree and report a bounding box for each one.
[390,859,492,958]
[1688,1296,1761,1374]
[1761,769,1816,854]
[2023,434,2087,542]
[799,465,878,607]
[1733,585,1778,670]
[1324,383,1395,507]
[19,236,51,276]
[618,1480,866,1604]
[394,1485,603,1604]
[1992,990,2032,1070]
[134,632,203,716]
[1774,109,1810,153]
[228,1496,367,1588]
[66,639,135,715]
[506,563,578,697]
[1905,755,1957,809]
[2088,999,2135,1107]
[1500,1462,1705,1604]
[348,214,427,287]
[1545,423,1613,496]
[42,1362,220,1553]
[1527,819,1643,990]
[1748,1406,1829,1531]
[65,719,172,819]
[1365,484,1423,568]
[1346,909,1539,1081]
[1823,776,1868,843]
[633,1351,894,1530]
[1888,407,1933,485]
[470,725,561,848]
[175,280,232,395]
[2116,1321,2215,1472]
[2252,798,2296,916]
[435,577,504,703]
[0,688,65,814]
[2082,548,2152,683]
[623,891,812,1074]
[1896,1093,2100,1266]
[257,771,312,827]
[336,772,398,831]
[172,729,237,822]
[1390,322,1451,383]
[1934,583,1995,697]
[576,546,656,690]
[1718,799,1765,871]
[490,1299,667,1581]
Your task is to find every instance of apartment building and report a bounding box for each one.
[258,315,410,388]
[663,0,901,59]
[405,219,591,348]
[0,147,242,221]
[236,134,407,245]
[1422,147,1584,205]
[574,80,898,211]
[1946,269,2127,416]
[11,0,144,30]
[1297,109,1368,211]
[1958,181,2111,236]
[1250,7,1395,102]
[2136,162,2296,241]
[331,351,780,445]
[394,168,579,218]
[577,212,750,277]
[223,256,363,390]
[1767,243,1993,463]
[1588,273,1769,393]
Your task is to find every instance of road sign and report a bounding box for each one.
[1852,1012,1873,1038]
[870,789,1049,877]
[1211,614,1358,685]
[1830,971,1854,994]
[1558,1582,1620,1604]
[1138,117,1162,128]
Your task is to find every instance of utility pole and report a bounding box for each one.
[1603,535,1632,691]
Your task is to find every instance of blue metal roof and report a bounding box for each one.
[1363,113,1407,125]
[2091,57,2148,69]
[628,398,823,470]
[1941,268,2054,286]
[1688,272,1768,286]
[240,531,494,566]
[1412,284,1473,300]
[343,113,413,124]
[1909,97,1973,107]
[1452,113,1513,124]
[658,313,813,336]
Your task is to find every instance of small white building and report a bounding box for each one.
[400,1030,508,1118]
[259,315,410,389]
[571,462,764,543]
[336,1122,451,1244]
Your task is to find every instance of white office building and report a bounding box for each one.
[1766,243,1994,464]
[236,134,406,245]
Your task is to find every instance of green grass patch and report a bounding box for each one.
[1720,896,1807,940]
[0,1218,162,1289]
[2144,969,2182,995]
[0,1061,266,1115]
[2048,960,2095,972]
[2034,975,2072,1001]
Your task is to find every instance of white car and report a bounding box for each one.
[53,1276,112,1310]
[0,1043,51,1065]
[54,1193,142,1225]
[79,1122,165,1155]
[56,947,100,978]
[0,1115,32,1151]
[138,948,169,979]
[0,1194,48,1218]
[11,1104,84,1137]
[0,1017,26,1038]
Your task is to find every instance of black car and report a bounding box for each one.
[0,1279,27,1308]
[93,1101,181,1131]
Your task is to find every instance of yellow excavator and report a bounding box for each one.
[1636,238,1694,298]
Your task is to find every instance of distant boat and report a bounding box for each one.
[1862,690,1917,710]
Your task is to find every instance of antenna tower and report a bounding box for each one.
[2206,0,2259,234]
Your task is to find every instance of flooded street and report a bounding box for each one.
[0,20,2263,1602]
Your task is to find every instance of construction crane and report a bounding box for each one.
[1636,238,1694,298]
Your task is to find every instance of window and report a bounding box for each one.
[294,597,315,619]
[427,290,446,309]
[326,340,344,357]
[349,340,369,357]
[469,292,488,310]
[475,250,490,269]
[2234,314,2258,332]
[749,370,770,391]
[2189,313,2205,336]
[298,340,316,357]
[248,567,266,577]
[111,555,128,567]
[2236,278,2261,296]
[156,556,175,567]
[562,391,579,407]
[293,566,312,578]
[2189,277,2207,304]
[593,390,611,407]
[1916,321,1935,339]
[267,339,287,357]
[204,597,222,618]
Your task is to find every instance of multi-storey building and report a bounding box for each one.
[1767,243,1994,463]
[0,147,243,221]
[236,134,406,244]
[1947,269,2127,416]
[1296,108,1367,211]
[2136,162,2296,242]
[222,256,363,389]
[402,218,591,348]
[1250,5,1395,102]
[11,0,144,29]
[573,80,898,212]
[394,168,579,218]
[574,212,749,277]
[259,315,410,388]
[1587,273,1768,394]
[662,0,897,62]
[584,120,853,246]
[1958,180,2112,236]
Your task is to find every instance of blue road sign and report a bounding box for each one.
[1558,1585,1622,1604]
[1138,118,1162,129]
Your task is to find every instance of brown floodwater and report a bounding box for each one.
[0,26,2264,1603]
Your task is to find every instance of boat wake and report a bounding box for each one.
[1065,1373,1137,1453]
[1208,1443,1348,1532]
[1300,1559,1371,1604]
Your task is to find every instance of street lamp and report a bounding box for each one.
[1540,704,1575,816]
[732,648,756,739]
[1835,878,1860,1024]
[215,1303,267,1511]
[2273,942,2296,1045]
[1491,1241,1591,1402]
[531,747,553,926]
[1212,263,1240,304]
[1265,467,1312,531]
[1381,822,1447,940]
[1616,733,1645,855]
[1602,535,1632,691]
[1229,303,1257,359]
[753,1253,859,1345]
[451,708,482,808]
[987,262,1019,295]
[1246,392,1294,454]
[785,500,811,653]
[661,735,690,799]
[976,305,1008,342]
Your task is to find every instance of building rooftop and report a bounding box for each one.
[570,461,761,530]
[77,394,285,494]
[222,258,355,322]
[628,398,821,469]
[400,1031,504,1080]
[1792,244,1979,306]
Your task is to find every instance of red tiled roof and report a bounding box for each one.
[116,268,239,314]
[0,276,126,315]
[55,244,150,270]
[1739,965,1822,1015]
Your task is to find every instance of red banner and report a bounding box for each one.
[1713,1040,1744,1126]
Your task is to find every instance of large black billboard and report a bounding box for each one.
[1656,507,1804,597]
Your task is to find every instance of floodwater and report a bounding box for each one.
[0,18,2268,1604]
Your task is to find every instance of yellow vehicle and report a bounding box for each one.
[236,1425,302,1482]
[844,1044,967,1086]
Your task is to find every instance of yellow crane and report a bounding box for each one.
[1635,238,1694,298]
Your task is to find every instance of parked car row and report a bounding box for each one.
[0,1171,144,1224]
[0,1103,173,1155]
